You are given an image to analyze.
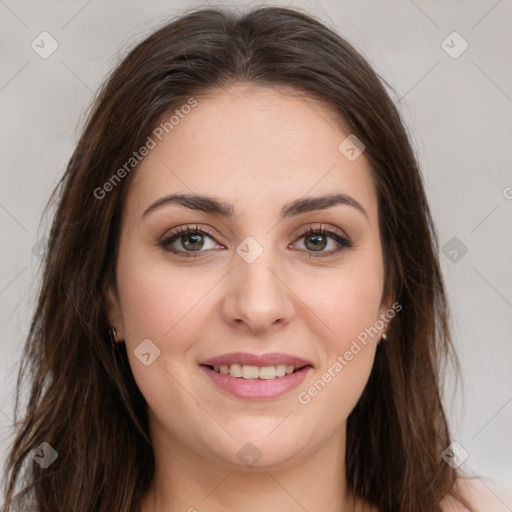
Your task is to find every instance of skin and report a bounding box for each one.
[107,83,393,512]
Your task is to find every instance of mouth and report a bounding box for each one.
[199,351,313,372]
[198,351,314,399]
[198,362,313,400]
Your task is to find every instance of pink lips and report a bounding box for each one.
[200,351,313,368]
[199,351,314,400]
[199,365,312,400]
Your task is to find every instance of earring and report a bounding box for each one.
[382,332,388,341]
[109,327,117,347]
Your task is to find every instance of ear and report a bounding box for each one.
[377,290,397,341]
[377,267,397,339]
[105,285,125,340]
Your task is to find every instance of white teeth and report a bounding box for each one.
[242,365,259,379]
[275,365,286,377]
[258,366,276,379]
[211,363,299,379]
[230,363,243,378]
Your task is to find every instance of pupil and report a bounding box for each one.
[306,234,326,251]
[182,233,204,250]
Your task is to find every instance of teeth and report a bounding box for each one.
[211,364,298,379]
[242,364,259,379]
[230,364,243,378]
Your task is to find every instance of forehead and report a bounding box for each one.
[125,84,378,224]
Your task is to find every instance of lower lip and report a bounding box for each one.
[199,365,312,400]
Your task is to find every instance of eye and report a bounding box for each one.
[291,224,353,258]
[158,223,353,259]
[158,225,223,258]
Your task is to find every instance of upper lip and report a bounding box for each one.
[200,352,313,368]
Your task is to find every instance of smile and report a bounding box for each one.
[207,363,301,379]
[199,364,312,400]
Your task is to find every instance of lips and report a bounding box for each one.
[199,351,313,369]
[200,364,313,400]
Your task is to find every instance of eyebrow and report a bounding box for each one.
[142,192,368,221]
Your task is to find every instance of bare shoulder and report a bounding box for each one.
[355,477,509,512]
[441,476,510,512]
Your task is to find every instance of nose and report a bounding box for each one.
[221,246,295,334]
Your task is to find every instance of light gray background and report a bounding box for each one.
[1,0,511,507]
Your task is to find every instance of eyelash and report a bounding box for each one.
[157,224,353,259]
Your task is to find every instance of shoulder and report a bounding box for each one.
[356,477,506,512]
[440,476,508,512]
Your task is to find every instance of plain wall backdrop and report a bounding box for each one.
[1,0,511,508]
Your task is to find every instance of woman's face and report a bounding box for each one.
[107,84,392,470]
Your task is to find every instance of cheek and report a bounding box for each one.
[115,246,210,418]
[301,250,385,348]
[330,277,383,344]
[116,235,208,341]
[114,241,215,399]
[294,254,384,413]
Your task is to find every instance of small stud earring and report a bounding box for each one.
[109,327,117,347]
[382,332,388,341]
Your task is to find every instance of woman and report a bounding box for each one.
[2,5,478,511]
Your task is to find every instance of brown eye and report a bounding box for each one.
[159,226,222,258]
[294,225,353,258]
[303,232,328,251]
[180,232,205,251]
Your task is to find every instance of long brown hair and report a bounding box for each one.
[2,5,474,511]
